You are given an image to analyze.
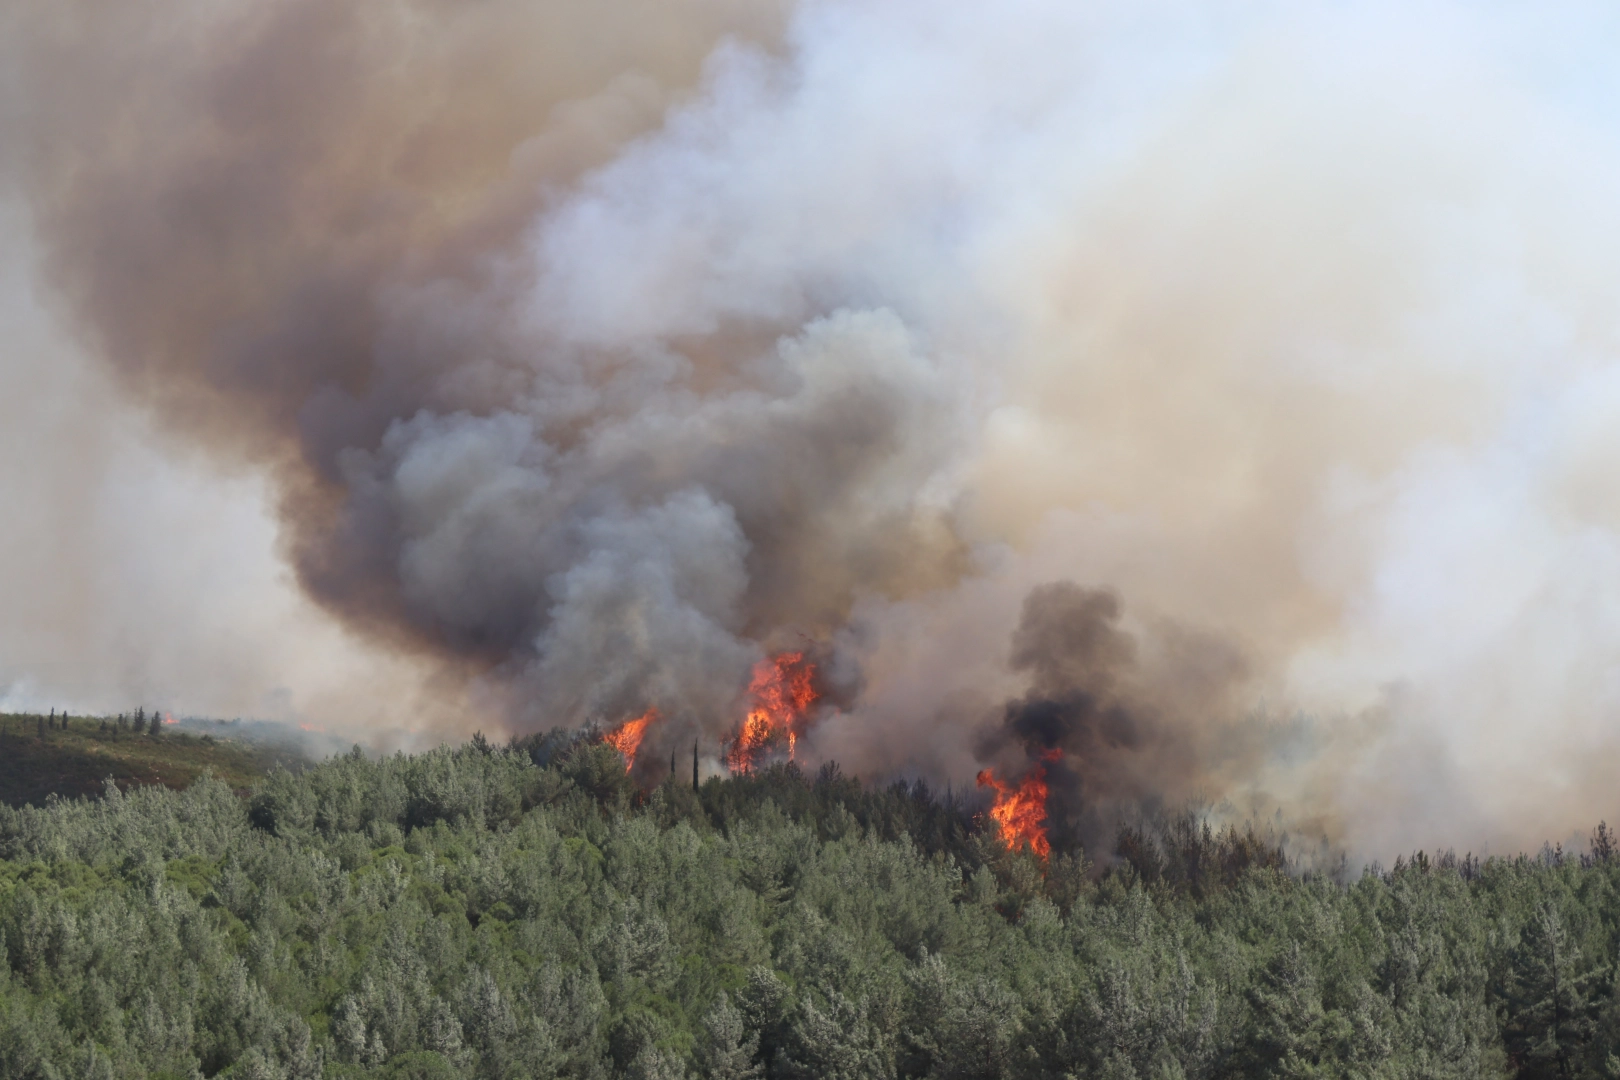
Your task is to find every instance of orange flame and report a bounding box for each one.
[726,652,819,773]
[976,751,1060,858]
[605,708,656,772]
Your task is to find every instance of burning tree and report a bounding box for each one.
[603,709,656,773]
[976,750,1062,859]
[725,652,820,773]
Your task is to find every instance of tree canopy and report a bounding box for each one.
[0,734,1611,1078]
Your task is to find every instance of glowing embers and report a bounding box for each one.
[725,651,819,773]
[604,708,656,772]
[976,750,1061,858]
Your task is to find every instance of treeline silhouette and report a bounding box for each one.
[0,729,1611,1077]
[0,706,167,739]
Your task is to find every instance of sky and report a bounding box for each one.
[0,198,445,739]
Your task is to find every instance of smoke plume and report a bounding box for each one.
[6,0,1620,857]
[969,583,1258,856]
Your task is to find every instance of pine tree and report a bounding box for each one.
[626,1043,686,1080]
[1503,901,1600,1078]
[1591,822,1614,864]
[695,993,762,1080]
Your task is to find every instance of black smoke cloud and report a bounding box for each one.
[977,583,1256,854]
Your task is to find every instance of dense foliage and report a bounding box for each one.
[0,736,1615,1079]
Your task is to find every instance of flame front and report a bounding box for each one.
[976,752,1059,858]
[726,652,819,773]
[605,708,656,772]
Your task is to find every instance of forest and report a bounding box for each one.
[0,727,1614,1079]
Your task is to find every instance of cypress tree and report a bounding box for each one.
[693,740,700,792]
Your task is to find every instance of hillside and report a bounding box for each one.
[0,734,1609,1078]
[0,713,301,807]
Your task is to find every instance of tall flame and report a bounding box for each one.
[976,751,1060,858]
[605,708,656,773]
[726,651,819,773]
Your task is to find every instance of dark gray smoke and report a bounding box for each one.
[977,583,1258,854]
[1,0,971,757]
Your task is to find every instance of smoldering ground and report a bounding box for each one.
[7,0,1620,858]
